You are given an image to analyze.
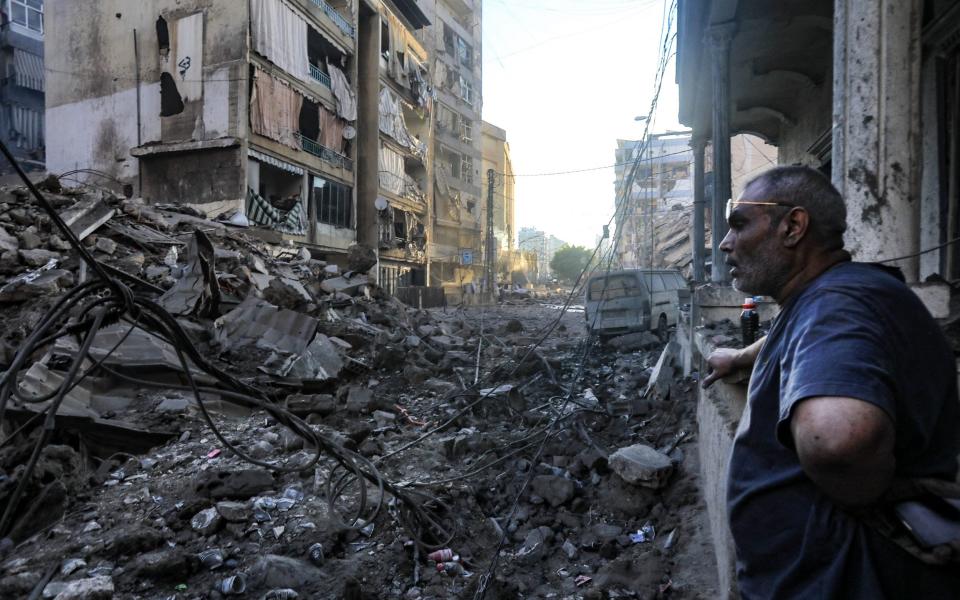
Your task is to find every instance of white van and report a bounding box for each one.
[584,269,689,338]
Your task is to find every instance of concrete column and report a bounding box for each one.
[692,137,707,283]
[356,9,382,278]
[707,23,736,283]
[832,0,923,282]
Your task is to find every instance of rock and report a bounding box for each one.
[17,229,41,250]
[0,250,19,271]
[0,572,41,597]
[19,249,59,267]
[194,469,274,500]
[372,410,396,428]
[248,554,325,590]
[607,331,662,352]
[517,526,553,562]
[504,319,524,333]
[52,576,114,600]
[531,475,575,507]
[105,525,164,556]
[345,386,374,414]
[8,208,32,226]
[190,507,223,535]
[95,237,117,255]
[561,539,579,559]
[156,396,190,413]
[215,501,249,523]
[347,244,377,273]
[423,378,458,396]
[417,324,437,337]
[324,264,340,276]
[284,394,336,417]
[608,444,674,489]
[404,335,422,348]
[144,265,170,280]
[263,277,313,308]
[130,549,188,580]
[48,235,72,251]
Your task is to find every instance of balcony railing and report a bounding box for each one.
[310,0,355,38]
[309,64,332,89]
[297,133,353,171]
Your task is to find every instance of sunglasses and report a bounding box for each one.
[725,199,796,220]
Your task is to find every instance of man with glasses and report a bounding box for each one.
[703,165,960,598]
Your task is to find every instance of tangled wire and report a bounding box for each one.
[0,140,453,550]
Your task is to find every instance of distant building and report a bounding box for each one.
[518,226,567,283]
[1,0,44,172]
[480,120,515,280]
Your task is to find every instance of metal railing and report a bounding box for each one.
[297,133,353,171]
[310,0,355,38]
[309,64,332,89]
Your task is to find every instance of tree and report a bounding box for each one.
[550,245,593,283]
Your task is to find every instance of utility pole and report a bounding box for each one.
[486,169,495,295]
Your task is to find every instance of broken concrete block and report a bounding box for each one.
[0,269,72,303]
[17,229,41,250]
[0,250,19,271]
[248,554,325,590]
[608,331,661,353]
[345,386,374,414]
[194,469,274,500]
[324,263,340,276]
[8,207,32,226]
[284,394,336,416]
[404,335,422,348]
[215,501,249,523]
[609,444,674,489]
[95,237,117,255]
[0,226,17,253]
[531,475,575,507]
[19,249,59,268]
[373,410,396,428]
[190,507,223,535]
[48,235,72,251]
[644,341,679,401]
[60,196,116,240]
[263,276,313,308]
[517,526,554,562]
[130,549,188,581]
[347,244,377,273]
[52,576,114,600]
[319,275,368,296]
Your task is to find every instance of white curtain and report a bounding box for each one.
[250,0,309,82]
[327,63,357,121]
[379,144,405,195]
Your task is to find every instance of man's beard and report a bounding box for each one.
[730,242,791,296]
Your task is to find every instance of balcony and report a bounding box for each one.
[297,133,353,171]
[309,64,332,89]
[310,0,355,38]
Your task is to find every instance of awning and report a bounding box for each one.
[248,148,305,175]
[13,49,43,92]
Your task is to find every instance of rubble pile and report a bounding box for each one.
[0,180,717,599]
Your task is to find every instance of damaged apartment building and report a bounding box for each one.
[44,0,465,296]
[0,0,45,173]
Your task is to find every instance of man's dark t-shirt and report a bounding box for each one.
[728,261,960,599]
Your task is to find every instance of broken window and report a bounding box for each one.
[461,155,474,184]
[312,176,352,228]
[443,23,456,57]
[439,146,461,179]
[460,119,473,143]
[11,0,42,33]
[457,37,473,70]
[156,16,170,58]
[459,75,473,105]
[159,72,185,116]
[299,99,320,142]
[381,20,390,59]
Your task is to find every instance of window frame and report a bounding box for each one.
[11,0,42,33]
[313,176,353,229]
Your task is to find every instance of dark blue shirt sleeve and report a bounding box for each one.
[775,290,897,448]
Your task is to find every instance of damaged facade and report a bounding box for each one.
[0,0,44,172]
[414,0,485,291]
[614,132,776,275]
[480,120,516,282]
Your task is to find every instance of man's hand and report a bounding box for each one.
[702,336,766,388]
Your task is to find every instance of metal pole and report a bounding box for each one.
[692,137,706,283]
[134,29,142,196]
[708,24,736,283]
[486,169,495,294]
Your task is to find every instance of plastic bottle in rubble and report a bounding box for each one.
[740,297,759,347]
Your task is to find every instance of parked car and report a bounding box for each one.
[584,269,690,338]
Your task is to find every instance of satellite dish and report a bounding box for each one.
[374,197,389,211]
[343,126,357,140]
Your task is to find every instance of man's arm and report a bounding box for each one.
[790,396,895,506]
[702,335,766,388]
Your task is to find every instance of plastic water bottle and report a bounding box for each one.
[740,297,759,347]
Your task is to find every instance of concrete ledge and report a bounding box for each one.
[695,284,779,325]
[131,137,241,157]
[695,331,748,599]
[911,282,950,319]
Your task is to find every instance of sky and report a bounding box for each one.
[481,0,683,248]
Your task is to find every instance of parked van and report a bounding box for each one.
[584,269,689,338]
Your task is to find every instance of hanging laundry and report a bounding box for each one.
[318,103,346,153]
[327,63,357,121]
[250,68,303,150]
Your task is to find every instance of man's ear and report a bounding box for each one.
[781,208,810,248]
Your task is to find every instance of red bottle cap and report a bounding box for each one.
[742,298,756,309]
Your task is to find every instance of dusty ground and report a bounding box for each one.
[0,299,718,600]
